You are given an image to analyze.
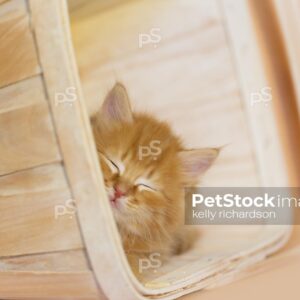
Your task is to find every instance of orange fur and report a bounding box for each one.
[92,83,218,277]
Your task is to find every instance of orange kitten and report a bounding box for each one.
[92,83,219,276]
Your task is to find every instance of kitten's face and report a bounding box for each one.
[92,83,218,238]
[94,114,184,236]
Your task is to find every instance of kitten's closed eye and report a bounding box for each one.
[99,152,157,191]
[99,153,122,174]
[135,178,157,192]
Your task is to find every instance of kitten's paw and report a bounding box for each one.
[172,227,199,255]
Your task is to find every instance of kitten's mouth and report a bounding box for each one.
[109,194,126,211]
[109,196,119,208]
[109,194,118,207]
[107,185,128,211]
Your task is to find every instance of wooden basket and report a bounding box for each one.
[0,0,299,299]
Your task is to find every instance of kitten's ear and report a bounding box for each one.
[179,148,219,185]
[94,82,133,124]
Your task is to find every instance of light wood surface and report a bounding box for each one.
[0,271,100,299]
[0,163,83,257]
[0,250,89,271]
[0,0,40,88]
[68,0,128,21]
[221,0,289,187]
[273,0,300,115]
[0,76,61,175]
[0,2,99,298]
[181,225,300,300]
[248,0,300,187]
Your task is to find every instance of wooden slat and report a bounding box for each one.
[273,0,300,119]
[182,227,300,300]
[0,250,89,272]
[0,0,40,88]
[0,76,61,175]
[246,0,300,186]
[220,0,289,186]
[30,1,140,299]
[68,0,127,21]
[0,271,101,299]
[0,163,84,257]
[0,75,44,114]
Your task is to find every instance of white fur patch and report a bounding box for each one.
[115,160,125,175]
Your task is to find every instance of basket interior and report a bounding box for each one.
[68,0,289,289]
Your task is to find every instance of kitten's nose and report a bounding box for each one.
[113,185,126,199]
